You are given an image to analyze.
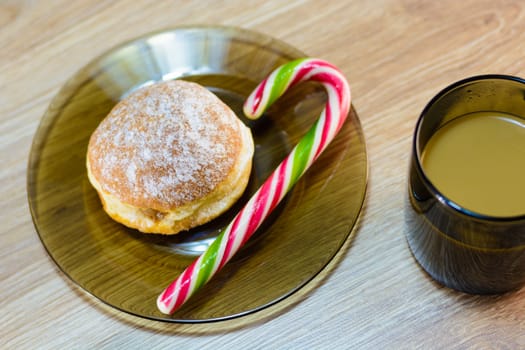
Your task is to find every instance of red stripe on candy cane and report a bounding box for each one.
[217,209,244,270]
[250,78,268,114]
[269,157,289,212]
[243,183,271,245]
[173,262,196,308]
[316,104,332,159]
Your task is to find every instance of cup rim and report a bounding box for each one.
[413,74,525,222]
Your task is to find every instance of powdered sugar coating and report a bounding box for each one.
[87,80,242,211]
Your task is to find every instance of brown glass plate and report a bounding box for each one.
[27,26,368,323]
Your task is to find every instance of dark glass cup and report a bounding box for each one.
[406,75,525,294]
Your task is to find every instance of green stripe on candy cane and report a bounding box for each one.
[290,121,317,185]
[265,58,308,108]
[157,58,351,315]
[194,233,222,291]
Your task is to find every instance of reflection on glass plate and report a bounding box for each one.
[27,26,368,323]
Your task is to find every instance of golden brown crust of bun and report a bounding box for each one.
[86,80,253,234]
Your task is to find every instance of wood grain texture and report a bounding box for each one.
[1,0,524,348]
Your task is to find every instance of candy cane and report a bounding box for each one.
[157,58,351,314]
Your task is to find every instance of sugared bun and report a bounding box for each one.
[87,80,254,234]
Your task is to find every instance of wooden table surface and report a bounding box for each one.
[2,0,524,348]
